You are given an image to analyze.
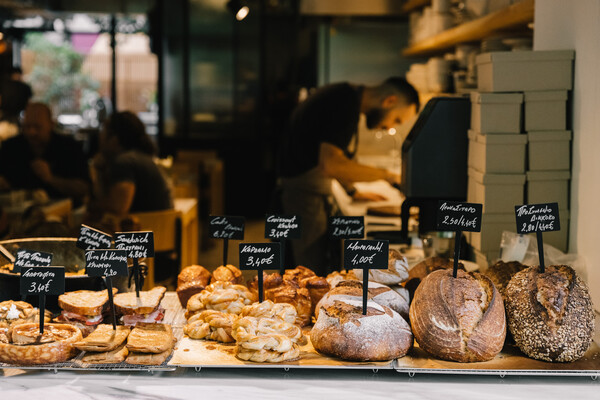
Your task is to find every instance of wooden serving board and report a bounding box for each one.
[169,334,394,370]
[394,313,600,376]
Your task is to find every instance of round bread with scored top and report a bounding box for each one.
[311,298,412,361]
[505,265,594,362]
[409,269,506,362]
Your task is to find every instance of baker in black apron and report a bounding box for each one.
[278,78,419,276]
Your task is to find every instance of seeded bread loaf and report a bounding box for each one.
[505,265,595,362]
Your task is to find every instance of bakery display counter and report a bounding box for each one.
[2,291,599,376]
[395,324,600,378]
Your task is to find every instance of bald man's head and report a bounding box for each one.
[22,102,53,149]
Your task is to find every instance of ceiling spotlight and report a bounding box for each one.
[227,0,250,21]
[236,5,250,21]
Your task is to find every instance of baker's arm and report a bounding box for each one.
[318,142,400,185]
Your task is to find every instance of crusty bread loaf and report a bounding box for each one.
[409,269,506,362]
[311,298,412,361]
[315,280,409,320]
[58,289,118,316]
[353,249,409,286]
[484,260,527,299]
[505,265,595,362]
[177,265,211,308]
[211,265,243,284]
[114,286,166,316]
[405,257,465,301]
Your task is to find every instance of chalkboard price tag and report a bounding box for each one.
[209,216,245,240]
[344,239,389,270]
[239,242,281,271]
[114,231,155,259]
[436,201,483,232]
[85,249,129,278]
[20,266,65,296]
[77,224,113,250]
[343,239,389,316]
[328,216,365,239]
[515,203,560,234]
[239,242,282,303]
[265,214,301,239]
[14,249,53,274]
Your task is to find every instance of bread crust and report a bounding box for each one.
[126,322,174,353]
[311,299,412,361]
[409,269,506,362]
[177,265,211,308]
[114,286,166,315]
[58,289,118,316]
[0,323,82,365]
[211,265,243,284]
[505,265,595,362]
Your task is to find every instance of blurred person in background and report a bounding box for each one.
[0,102,90,205]
[90,111,172,221]
[278,77,419,275]
[0,66,32,124]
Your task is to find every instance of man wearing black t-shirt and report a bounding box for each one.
[279,78,419,275]
[0,103,90,204]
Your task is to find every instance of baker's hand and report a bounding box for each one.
[352,191,387,202]
[30,159,54,184]
[384,171,401,186]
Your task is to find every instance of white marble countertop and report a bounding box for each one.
[1,367,598,400]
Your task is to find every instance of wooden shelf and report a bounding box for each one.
[402,0,534,57]
[402,0,431,14]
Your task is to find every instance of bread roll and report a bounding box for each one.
[177,265,211,308]
[409,269,506,362]
[353,249,409,286]
[284,266,330,314]
[311,298,412,361]
[505,265,595,362]
[249,272,313,326]
[211,265,243,284]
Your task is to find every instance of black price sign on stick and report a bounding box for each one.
[239,242,281,303]
[328,216,365,239]
[437,201,483,278]
[115,231,154,298]
[20,266,65,334]
[77,224,113,250]
[209,215,245,267]
[85,249,128,330]
[344,239,389,315]
[14,249,53,274]
[515,202,560,273]
[265,214,301,275]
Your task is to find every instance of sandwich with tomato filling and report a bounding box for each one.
[113,286,166,326]
[55,288,119,337]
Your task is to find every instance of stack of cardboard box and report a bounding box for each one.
[466,50,574,266]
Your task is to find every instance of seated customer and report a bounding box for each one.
[93,111,172,218]
[0,102,90,204]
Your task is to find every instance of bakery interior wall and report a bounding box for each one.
[534,0,600,309]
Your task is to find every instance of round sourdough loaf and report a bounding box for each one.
[409,269,506,362]
[311,298,412,361]
[505,265,595,362]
